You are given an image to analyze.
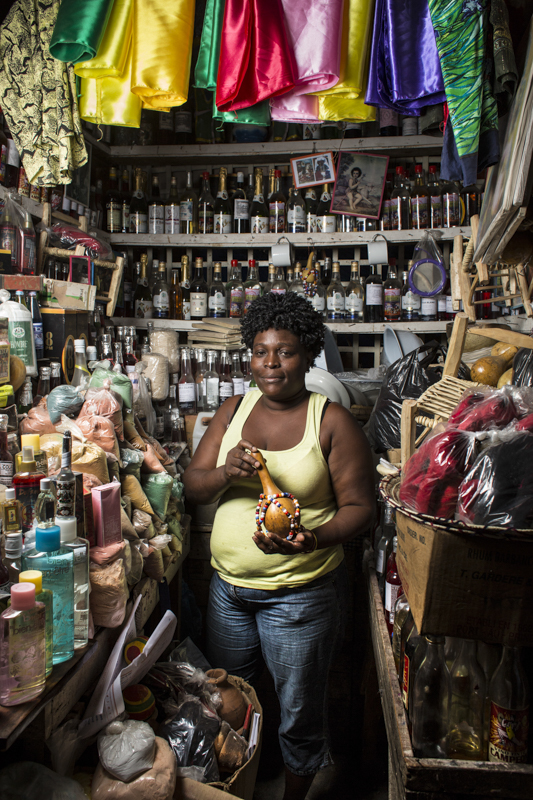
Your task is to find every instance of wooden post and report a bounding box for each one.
[451,234,463,311]
[470,214,489,285]
[400,399,418,472]
[443,312,468,378]
[517,265,533,318]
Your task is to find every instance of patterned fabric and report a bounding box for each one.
[0,0,87,185]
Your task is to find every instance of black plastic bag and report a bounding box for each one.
[367,345,442,453]
[159,695,220,782]
[512,347,533,387]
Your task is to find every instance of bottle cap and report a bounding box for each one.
[55,516,77,543]
[248,259,256,268]
[19,569,43,594]
[35,524,61,552]
[87,346,97,360]
[5,531,22,557]
[21,445,35,464]
[74,339,86,351]
[21,434,40,453]
[5,487,15,500]
[231,259,238,266]
[40,478,51,491]
[10,583,35,610]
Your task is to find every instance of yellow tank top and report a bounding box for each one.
[210,391,344,589]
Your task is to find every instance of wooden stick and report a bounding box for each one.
[470,215,490,285]
[517,263,533,318]
[400,399,418,473]
[443,313,469,377]
[451,234,463,311]
[469,325,533,350]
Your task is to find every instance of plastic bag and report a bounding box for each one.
[75,414,121,461]
[90,540,125,566]
[89,558,128,628]
[92,736,177,800]
[80,379,124,442]
[142,473,174,518]
[512,347,533,387]
[121,447,145,480]
[149,329,179,374]
[42,220,113,260]
[140,442,166,474]
[457,430,533,527]
[141,353,169,401]
[124,419,147,451]
[367,345,442,452]
[399,426,480,518]
[448,387,519,432]
[131,363,156,436]
[0,761,87,800]
[121,474,154,514]
[88,367,133,411]
[20,397,56,435]
[47,385,84,423]
[158,695,220,783]
[409,231,446,296]
[97,720,156,783]
[129,541,144,584]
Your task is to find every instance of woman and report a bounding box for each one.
[183,293,375,800]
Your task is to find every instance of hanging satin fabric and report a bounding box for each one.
[49,0,114,63]
[195,0,269,125]
[216,0,296,112]
[365,0,446,115]
[75,0,141,127]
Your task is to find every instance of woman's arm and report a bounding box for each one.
[182,396,262,505]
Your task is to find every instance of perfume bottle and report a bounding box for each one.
[0,582,46,705]
[56,431,76,518]
[1,530,22,590]
[19,569,53,677]
[2,488,22,533]
[34,478,57,526]
[56,516,89,650]
[13,446,46,532]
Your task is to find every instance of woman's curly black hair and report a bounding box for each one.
[240,292,325,363]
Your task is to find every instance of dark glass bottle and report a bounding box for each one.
[190,257,208,320]
[250,170,269,234]
[129,167,148,234]
[29,290,43,359]
[148,175,165,234]
[384,265,402,322]
[269,169,286,233]
[364,264,383,322]
[198,172,214,234]
[233,171,250,234]
[105,166,122,233]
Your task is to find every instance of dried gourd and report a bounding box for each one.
[497,368,513,388]
[470,355,508,387]
[491,342,518,366]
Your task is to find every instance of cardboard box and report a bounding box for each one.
[395,508,533,646]
[40,278,96,311]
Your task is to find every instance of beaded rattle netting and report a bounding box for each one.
[255,492,301,541]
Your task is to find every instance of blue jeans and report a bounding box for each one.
[206,562,349,776]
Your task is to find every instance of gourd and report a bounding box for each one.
[491,342,518,366]
[497,368,513,388]
[9,355,26,391]
[254,450,300,537]
[470,355,508,387]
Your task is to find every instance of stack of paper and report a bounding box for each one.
[187,318,243,350]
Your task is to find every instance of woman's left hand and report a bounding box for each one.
[252,526,317,556]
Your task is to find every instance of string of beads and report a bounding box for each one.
[255,492,301,541]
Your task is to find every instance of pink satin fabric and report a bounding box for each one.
[216,0,296,112]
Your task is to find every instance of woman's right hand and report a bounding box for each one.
[223,439,261,483]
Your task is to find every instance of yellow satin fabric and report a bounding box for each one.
[75,0,133,79]
[130,0,196,110]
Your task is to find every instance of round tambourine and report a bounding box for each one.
[408,257,447,297]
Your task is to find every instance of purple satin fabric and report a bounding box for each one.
[216,0,296,112]
[365,0,446,114]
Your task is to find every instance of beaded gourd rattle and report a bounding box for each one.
[254,451,300,540]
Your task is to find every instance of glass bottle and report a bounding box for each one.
[411,165,429,230]
[0,109,7,187]
[123,336,138,375]
[309,261,326,319]
[322,256,332,288]
[384,264,402,322]
[119,168,130,234]
[287,181,306,233]
[178,347,197,414]
[15,289,27,309]
[403,623,425,719]
[305,188,318,233]
[129,167,148,234]
[250,169,269,234]
[390,166,411,231]
[288,263,306,299]
[180,170,198,234]
[2,530,22,588]
[384,536,402,636]
[226,260,244,318]
[269,169,286,233]
[19,569,53,678]
[205,350,220,411]
[56,515,89,651]
[0,582,45,705]
[420,293,437,322]
[152,262,170,319]
[488,646,529,763]
[71,339,90,389]
[190,257,208,320]
[198,171,215,234]
[13,446,46,532]
[181,255,191,320]
[0,413,13,487]
[28,291,43,360]
[326,262,345,321]
[56,431,76,519]
[170,269,182,320]
[209,262,227,318]
[246,172,255,205]
[242,349,253,392]
[219,351,234,403]
[231,352,244,395]
[233,171,250,234]
[392,594,411,676]
[105,166,122,233]
[214,167,232,234]
[148,175,165,234]
[447,639,486,761]
[194,349,207,412]
[401,266,420,321]
[18,377,33,415]
[23,524,74,665]
[428,165,443,229]
[411,635,450,758]
[380,174,392,231]
[112,342,124,374]
[461,183,481,226]
[2,487,22,532]
[243,259,262,312]
[345,261,364,322]
[364,264,383,323]
[264,263,276,294]
[165,175,180,234]
[34,477,56,526]
[442,178,461,228]
[133,253,153,319]
[163,385,178,440]
[316,184,336,232]
[271,266,288,295]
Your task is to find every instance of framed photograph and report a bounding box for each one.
[331,151,389,219]
[291,151,336,189]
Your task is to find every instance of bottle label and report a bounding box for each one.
[402,653,410,709]
[251,215,268,234]
[159,112,174,131]
[0,461,13,487]
[209,292,226,312]
[148,206,164,234]
[381,199,391,231]
[402,291,421,310]
[33,321,44,352]
[229,288,243,318]
[385,581,400,622]
[287,206,305,233]
[421,297,437,316]
[153,291,169,312]
[214,214,232,234]
[206,377,220,405]
[7,139,19,168]
[57,477,75,517]
[269,202,285,233]
[437,295,447,313]
[174,111,192,134]
[446,295,454,314]
[106,202,121,231]
[311,294,325,312]
[182,300,191,320]
[123,281,132,303]
[180,201,194,221]
[384,288,401,320]
[220,381,234,400]
[16,483,40,531]
[178,382,196,402]
[317,215,336,233]
[489,702,529,763]
[366,284,383,306]
[232,377,244,395]
[165,204,180,233]
[9,319,36,371]
[245,287,260,309]
[190,292,207,318]
[327,293,345,312]
[130,212,147,234]
[430,195,442,228]
[134,298,153,318]
[199,208,214,234]
[376,549,385,575]
[345,293,363,312]
[306,213,317,233]
[411,196,428,229]
[234,199,249,220]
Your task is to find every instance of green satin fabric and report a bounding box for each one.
[50,0,114,63]
[75,0,132,78]
[212,94,270,125]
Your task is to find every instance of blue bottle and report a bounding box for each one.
[23,524,74,664]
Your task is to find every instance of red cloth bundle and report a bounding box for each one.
[451,391,518,432]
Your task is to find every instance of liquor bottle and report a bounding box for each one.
[287,268,294,290]
[233,171,250,233]
[226,259,244,317]
[267,167,276,202]
[0,109,7,186]
[13,446,46,532]
[4,123,20,190]
[288,263,306,299]
[231,352,244,395]
[379,107,399,137]
[271,266,288,295]
[2,487,22,533]
[204,350,220,410]
[0,583,45,705]
[174,96,194,145]
[375,501,396,596]
[18,377,33,415]
[242,349,253,392]
[181,255,191,320]
[55,516,89,650]
[19,570,53,678]
[20,211,36,275]
[326,262,345,321]
[178,347,197,414]
[24,524,74,665]
[170,269,183,320]
[442,177,461,228]
[180,170,198,234]
[264,263,276,294]
[0,414,13,488]
[401,266,420,321]
[309,261,326,319]
[384,264,402,322]
[488,646,529,763]
[209,262,226,318]
[35,365,51,404]
[129,167,148,234]
[364,264,384,322]
[420,294,437,322]
[195,348,207,412]
[411,165,429,230]
[71,339,90,389]
[447,639,486,761]
[123,336,138,374]
[198,171,214,234]
[345,261,364,322]
[384,536,402,636]
[0,208,19,272]
[213,167,232,234]
[392,594,411,675]
[428,165,443,229]
[219,351,234,403]
[437,290,448,322]
[15,289,27,309]
[152,262,170,319]
[34,477,56,526]
[133,254,153,318]
[165,176,180,234]
[380,174,392,231]
[120,169,130,233]
[411,636,450,758]
[245,172,254,205]
[56,431,76,518]
[461,183,481,226]
[250,169,269,234]
[104,166,121,234]
[49,361,61,391]
[390,166,411,231]
[402,623,425,717]
[305,188,318,233]
[162,384,178,440]
[287,181,306,233]
[158,109,175,145]
[190,257,208,320]
[269,169,286,233]
[94,179,104,228]
[316,184,336,232]
[243,259,262,312]
[148,175,165,234]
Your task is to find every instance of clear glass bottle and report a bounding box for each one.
[50,361,62,391]
[226,260,244,318]
[380,174,392,231]
[390,166,411,231]
[326,262,345,321]
[214,167,232,234]
[242,349,253,392]
[305,188,318,233]
[198,171,214,234]
[205,350,220,411]
[123,336,138,374]
[403,624,425,720]
[2,530,22,588]
[0,582,45,705]
[233,171,250,234]
[19,569,53,678]
[105,166,122,233]
[209,262,227,318]
[271,266,288,295]
[195,348,207,412]
[133,253,153,319]
[316,184,336,232]
[148,175,165,234]
[442,178,461,228]
[411,635,450,758]
[178,347,197,414]
[0,413,13,487]
[264,263,276,294]
[428,165,443,229]
[447,639,486,761]
[287,181,306,233]
[411,165,429,230]
[309,261,326,319]
[345,261,364,322]
[190,257,208,320]
[13,446,46,533]
[2,487,22,533]
[56,431,76,521]
[384,265,402,322]
[152,262,170,319]
[401,266,420,321]
[129,167,148,234]
[181,255,191,320]
[34,477,56,526]
[163,384,178,440]
[24,523,74,665]
[165,175,180,234]
[289,263,306,299]
[112,343,124,374]
[71,339,90,389]
[179,170,198,234]
[384,536,402,637]
[269,169,286,233]
[243,259,262,312]
[56,516,89,651]
[219,351,234,403]
[231,352,244,395]
[28,291,43,360]
[392,594,411,676]
[420,293,437,322]
[250,169,269,234]
[488,646,530,763]
[364,264,383,323]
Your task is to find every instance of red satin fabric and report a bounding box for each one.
[216,0,296,111]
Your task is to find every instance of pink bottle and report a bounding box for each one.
[0,583,46,705]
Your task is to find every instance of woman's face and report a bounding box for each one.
[251,328,312,400]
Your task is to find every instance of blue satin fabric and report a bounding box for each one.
[365,0,446,114]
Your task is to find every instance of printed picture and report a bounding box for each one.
[331,151,389,219]
[291,151,336,190]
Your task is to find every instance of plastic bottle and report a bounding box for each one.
[56,516,89,651]
[19,569,53,677]
[0,582,45,705]
[0,289,37,376]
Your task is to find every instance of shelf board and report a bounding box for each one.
[109,227,470,248]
